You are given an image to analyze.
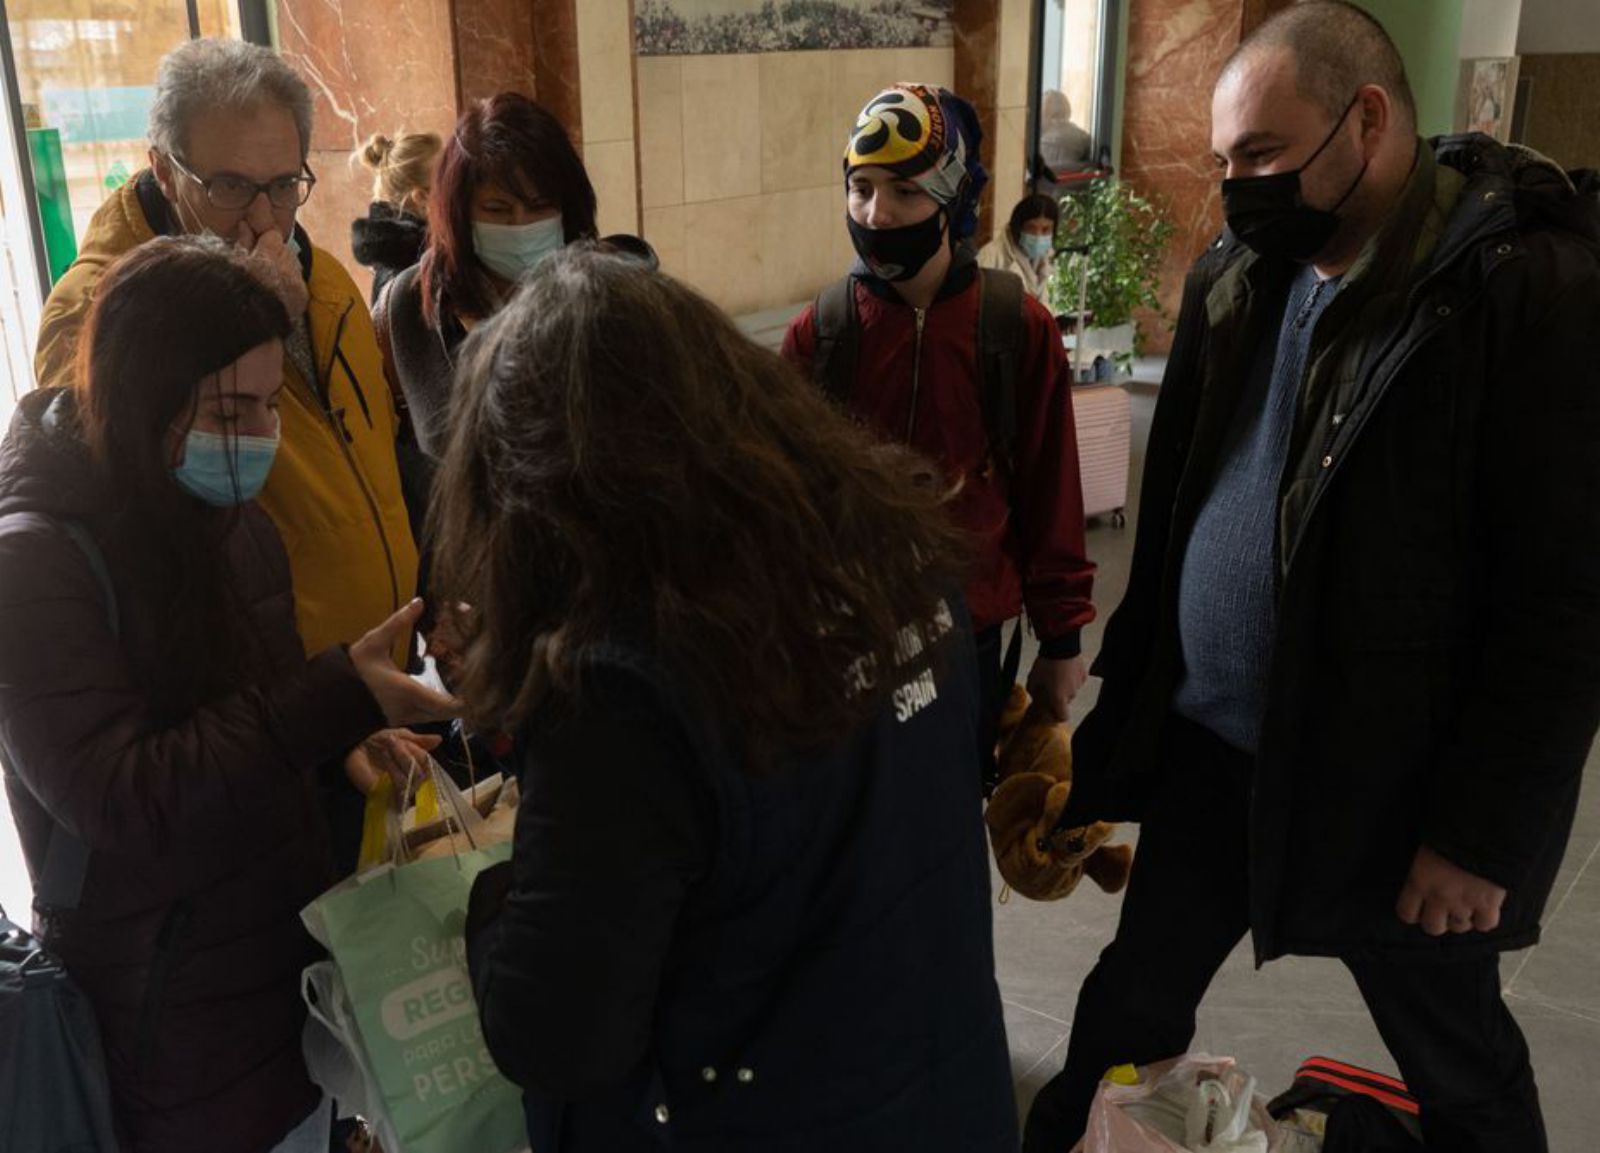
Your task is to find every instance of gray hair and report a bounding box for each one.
[148,38,314,160]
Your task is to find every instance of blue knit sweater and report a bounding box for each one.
[1173,265,1340,754]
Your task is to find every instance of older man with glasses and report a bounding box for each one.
[32,38,423,865]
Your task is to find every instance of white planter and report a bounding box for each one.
[1075,321,1136,360]
[1064,321,1136,380]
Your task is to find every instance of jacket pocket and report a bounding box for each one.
[133,900,193,1067]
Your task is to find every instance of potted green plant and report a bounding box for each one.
[1046,177,1174,376]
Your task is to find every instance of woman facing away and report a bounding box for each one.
[351,129,441,304]
[0,236,454,1153]
[979,192,1062,301]
[434,246,1020,1152]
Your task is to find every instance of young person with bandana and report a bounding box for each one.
[0,237,456,1153]
[783,84,1096,790]
[1023,5,1600,1150]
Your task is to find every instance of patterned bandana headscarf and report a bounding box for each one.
[844,83,989,240]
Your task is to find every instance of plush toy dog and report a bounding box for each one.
[984,683,1134,901]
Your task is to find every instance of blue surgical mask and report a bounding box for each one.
[1020,233,1053,263]
[173,422,280,506]
[473,215,565,282]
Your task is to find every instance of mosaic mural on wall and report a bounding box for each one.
[635,0,954,56]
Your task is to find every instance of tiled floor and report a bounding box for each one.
[999,374,1600,1151]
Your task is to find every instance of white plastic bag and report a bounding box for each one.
[1079,1054,1281,1152]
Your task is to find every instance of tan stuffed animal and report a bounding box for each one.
[984,683,1134,901]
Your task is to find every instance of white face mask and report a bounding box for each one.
[472,215,565,282]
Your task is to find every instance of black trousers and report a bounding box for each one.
[1023,714,1547,1153]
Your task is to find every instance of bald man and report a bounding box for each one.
[1025,4,1600,1150]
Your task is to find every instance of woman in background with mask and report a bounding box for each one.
[0,236,454,1153]
[375,92,598,460]
[978,193,1060,302]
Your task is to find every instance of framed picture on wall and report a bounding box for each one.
[1455,56,1520,143]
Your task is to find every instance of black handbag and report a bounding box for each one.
[0,909,120,1153]
[1267,1056,1423,1151]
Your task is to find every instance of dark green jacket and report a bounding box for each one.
[1072,135,1600,963]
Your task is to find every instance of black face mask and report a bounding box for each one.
[847,208,947,282]
[1221,95,1368,262]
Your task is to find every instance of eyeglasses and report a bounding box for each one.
[165,152,317,211]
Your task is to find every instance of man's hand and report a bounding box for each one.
[237,221,309,318]
[1026,654,1089,723]
[1396,845,1506,936]
[344,728,443,799]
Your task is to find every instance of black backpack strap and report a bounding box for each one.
[810,275,860,406]
[976,268,1025,474]
[31,520,117,913]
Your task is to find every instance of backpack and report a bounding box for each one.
[810,267,1027,472]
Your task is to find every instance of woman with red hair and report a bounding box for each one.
[376,92,605,461]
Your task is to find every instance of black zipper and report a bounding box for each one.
[311,302,402,614]
[134,900,193,1065]
[335,346,374,430]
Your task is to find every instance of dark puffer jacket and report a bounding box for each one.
[351,201,428,304]
[0,390,386,1153]
[469,624,1017,1152]
[1071,136,1600,963]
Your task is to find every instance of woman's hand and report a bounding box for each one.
[344,728,443,799]
[351,599,461,727]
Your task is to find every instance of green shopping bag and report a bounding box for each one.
[301,767,525,1153]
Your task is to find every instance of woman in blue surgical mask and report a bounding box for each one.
[0,236,455,1152]
[375,92,605,464]
[978,193,1061,302]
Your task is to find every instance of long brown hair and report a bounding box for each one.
[420,93,597,325]
[76,235,290,714]
[428,245,967,756]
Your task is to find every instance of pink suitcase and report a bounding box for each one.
[1072,383,1131,525]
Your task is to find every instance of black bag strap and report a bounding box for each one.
[811,275,860,406]
[976,268,1024,473]
[31,519,117,912]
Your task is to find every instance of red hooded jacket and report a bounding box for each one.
[783,260,1095,653]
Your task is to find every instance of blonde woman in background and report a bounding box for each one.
[351,130,440,303]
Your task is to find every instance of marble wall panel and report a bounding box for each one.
[760,52,839,194]
[683,194,764,313]
[586,138,641,236]
[531,0,583,143]
[276,0,458,156]
[1121,0,1243,353]
[954,0,1000,245]
[638,56,686,208]
[578,0,637,145]
[454,0,538,105]
[681,54,762,204]
[277,0,458,284]
[642,203,689,276]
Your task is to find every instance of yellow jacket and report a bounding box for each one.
[35,174,420,661]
